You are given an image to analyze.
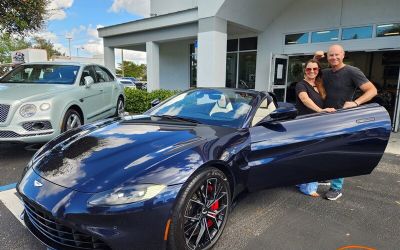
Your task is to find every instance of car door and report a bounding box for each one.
[246,104,391,192]
[79,66,105,123]
[94,65,115,117]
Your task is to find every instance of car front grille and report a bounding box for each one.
[0,104,10,122]
[24,200,110,250]
[0,130,52,138]
[22,121,53,131]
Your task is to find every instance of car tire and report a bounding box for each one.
[61,109,83,132]
[168,167,231,250]
[115,97,124,117]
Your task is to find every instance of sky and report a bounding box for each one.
[36,0,149,64]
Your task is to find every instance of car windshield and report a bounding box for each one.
[0,64,80,84]
[146,89,257,128]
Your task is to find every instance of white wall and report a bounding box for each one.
[151,0,198,16]
[159,40,192,90]
[255,0,400,91]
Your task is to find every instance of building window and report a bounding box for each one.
[238,52,256,89]
[190,43,197,88]
[227,39,238,52]
[226,53,237,88]
[225,37,257,89]
[377,23,400,37]
[239,37,257,51]
[285,33,308,45]
[311,29,339,43]
[342,26,372,40]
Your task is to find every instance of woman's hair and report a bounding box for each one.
[304,59,326,100]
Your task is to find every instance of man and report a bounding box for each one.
[315,45,377,201]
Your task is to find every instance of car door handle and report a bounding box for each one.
[356,117,375,123]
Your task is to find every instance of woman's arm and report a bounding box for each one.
[298,92,335,113]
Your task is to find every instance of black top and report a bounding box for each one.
[295,80,324,115]
[322,65,368,109]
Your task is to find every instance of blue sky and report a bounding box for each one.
[37,0,149,64]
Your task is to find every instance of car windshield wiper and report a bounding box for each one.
[151,115,201,124]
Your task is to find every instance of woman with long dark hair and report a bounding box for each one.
[295,59,335,196]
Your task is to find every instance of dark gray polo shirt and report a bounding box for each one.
[322,65,369,109]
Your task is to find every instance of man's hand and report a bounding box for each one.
[343,101,358,109]
[313,51,325,61]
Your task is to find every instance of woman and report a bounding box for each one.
[295,59,335,197]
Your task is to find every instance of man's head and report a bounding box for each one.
[327,44,345,69]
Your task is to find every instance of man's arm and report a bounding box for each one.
[343,82,377,108]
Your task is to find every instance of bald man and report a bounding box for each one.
[315,45,377,200]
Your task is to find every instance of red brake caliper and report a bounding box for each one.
[207,184,219,228]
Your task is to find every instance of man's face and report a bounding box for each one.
[327,46,344,67]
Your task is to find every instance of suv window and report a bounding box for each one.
[80,66,96,85]
[94,65,111,82]
[100,66,115,81]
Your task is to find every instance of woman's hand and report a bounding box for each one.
[320,108,336,113]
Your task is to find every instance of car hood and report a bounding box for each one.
[31,117,234,193]
[0,83,73,102]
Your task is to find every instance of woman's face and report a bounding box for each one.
[305,62,319,79]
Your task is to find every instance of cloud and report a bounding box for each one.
[116,49,147,65]
[47,0,74,20]
[87,24,104,39]
[109,0,150,17]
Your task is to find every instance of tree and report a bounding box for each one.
[0,33,31,64]
[0,0,49,35]
[32,37,64,59]
[116,61,147,80]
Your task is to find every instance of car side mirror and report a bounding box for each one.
[84,76,94,88]
[151,98,160,107]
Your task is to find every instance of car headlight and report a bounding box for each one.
[20,104,37,118]
[40,103,51,111]
[88,184,166,206]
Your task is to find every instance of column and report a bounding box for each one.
[197,17,227,87]
[103,46,115,74]
[146,41,160,92]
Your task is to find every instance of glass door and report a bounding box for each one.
[393,67,400,132]
[271,54,288,102]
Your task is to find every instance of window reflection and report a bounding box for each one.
[311,29,339,43]
[285,33,308,45]
[377,23,400,37]
[342,26,372,40]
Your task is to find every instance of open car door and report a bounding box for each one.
[246,103,391,191]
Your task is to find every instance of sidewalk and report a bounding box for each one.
[385,132,400,155]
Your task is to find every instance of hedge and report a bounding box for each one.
[124,88,181,114]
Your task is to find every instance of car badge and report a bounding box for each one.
[34,180,43,187]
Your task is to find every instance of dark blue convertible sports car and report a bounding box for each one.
[17,88,391,250]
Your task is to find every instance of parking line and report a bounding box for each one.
[0,182,17,192]
[0,187,25,226]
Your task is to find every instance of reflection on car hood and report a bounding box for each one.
[32,118,232,193]
[0,83,73,102]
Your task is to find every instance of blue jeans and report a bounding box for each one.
[298,182,318,195]
[331,178,344,191]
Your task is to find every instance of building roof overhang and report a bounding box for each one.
[98,8,198,38]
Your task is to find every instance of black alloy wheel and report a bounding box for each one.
[168,167,231,250]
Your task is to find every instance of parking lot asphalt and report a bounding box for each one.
[0,135,399,250]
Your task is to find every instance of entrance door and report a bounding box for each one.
[271,54,288,101]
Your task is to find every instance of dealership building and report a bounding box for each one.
[98,0,400,131]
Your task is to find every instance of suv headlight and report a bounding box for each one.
[20,104,37,118]
[88,184,166,206]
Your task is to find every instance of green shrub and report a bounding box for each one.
[124,88,181,114]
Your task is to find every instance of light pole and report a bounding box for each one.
[76,47,84,57]
[66,35,72,59]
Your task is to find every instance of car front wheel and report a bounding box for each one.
[168,167,231,250]
[61,109,82,132]
[115,97,124,117]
